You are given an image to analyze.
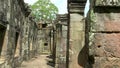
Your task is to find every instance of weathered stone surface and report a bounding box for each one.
[88,0,120,68]
[90,12,120,32]
[69,13,88,68]
[95,0,120,6]
[70,14,85,31]
[0,0,38,68]
[93,57,120,68]
[69,3,85,13]
[90,33,120,58]
[53,14,68,68]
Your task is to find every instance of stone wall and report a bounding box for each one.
[0,0,38,68]
[88,0,120,68]
[37,24,52,54]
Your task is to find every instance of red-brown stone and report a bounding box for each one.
[91,33,120,57]
[91,13,120,32]
[105,21,120,31]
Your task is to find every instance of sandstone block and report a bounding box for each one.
[90,13,120,32]
[90,33,120,58]
[95,0,120,6]
[93,57,120,68]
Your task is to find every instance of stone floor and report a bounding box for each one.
[19,55,54,68]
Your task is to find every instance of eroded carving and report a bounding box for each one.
[96,0,120,6]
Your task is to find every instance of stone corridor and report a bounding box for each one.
[1,0,120,68]
[19,55,54,68]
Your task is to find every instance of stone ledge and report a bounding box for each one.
[95,0,120,7]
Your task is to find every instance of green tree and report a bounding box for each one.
[31,0,58,22]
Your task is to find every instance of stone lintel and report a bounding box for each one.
[69,3,85,13]
[69,0,86,3]
[56,14,68,26]
[95,0,120,7]
[57,14,68,19]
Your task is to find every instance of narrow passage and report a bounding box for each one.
[19,55,54,68]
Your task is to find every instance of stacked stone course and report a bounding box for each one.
[88,0,120,68]
[0,0,38,68]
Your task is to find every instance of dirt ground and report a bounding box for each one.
[19,55,54,68]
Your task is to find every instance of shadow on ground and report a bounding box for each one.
[46,55,55,67]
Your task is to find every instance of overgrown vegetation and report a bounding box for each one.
[30,0,58,22]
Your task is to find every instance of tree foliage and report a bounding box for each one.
[30,0,58,22]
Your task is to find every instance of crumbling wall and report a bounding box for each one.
[88,0,120,68]
[37,20,56,54]
[0,0,38,68]
[37,28,51,54]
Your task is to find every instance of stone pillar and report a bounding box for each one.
[88,0,120,68]
[55,24,62,68]
[68,0,88,68]
[55,14,68,68]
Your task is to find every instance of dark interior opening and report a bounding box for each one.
[42,24,47,28]
[15,32,19,48]
[14,32,19,56]
[0,25,6,56]
[44,43,48,46]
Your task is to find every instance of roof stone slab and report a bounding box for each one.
[68,0,87,14]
